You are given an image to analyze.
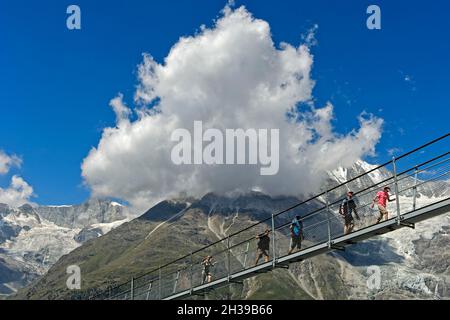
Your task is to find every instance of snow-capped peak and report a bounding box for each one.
[110,201,123,207]
[46,205,72,208]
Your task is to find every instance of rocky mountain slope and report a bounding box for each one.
[0,200,130,297]
[13,160,450,300]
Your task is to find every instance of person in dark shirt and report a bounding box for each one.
[201,255,214,284]
[339,191,360,234]
[254,228,271,266]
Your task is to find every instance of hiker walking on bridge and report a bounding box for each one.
[254,229,271,266]
[201,255,214,284]
[288,215,304,255]
[372,186,396,223]
[339,191,360,234]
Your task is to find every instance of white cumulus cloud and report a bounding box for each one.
[0,175,35,207]
[82,5,383,212]
[0,150,35,207]
[0,150,22,175]
[110,93,132,126]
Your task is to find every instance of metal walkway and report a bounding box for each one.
[90,133,450,300]
[166,198,450,300]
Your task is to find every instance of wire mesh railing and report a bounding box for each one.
[90,133,450,300]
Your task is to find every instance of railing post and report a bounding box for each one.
[243,242,250,269]
[392,157,402,225]
[173,270,180,294]
[326,190,332,249]
[271,213,276,267]
[130,277,134,300]
[189,252,193,294]
[412,166,419,211]
[146,282,152,300]
[227,236,231,281]
[158,267,162,300]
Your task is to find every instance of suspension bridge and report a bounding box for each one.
[91,133,450,300]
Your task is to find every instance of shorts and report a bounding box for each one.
[290,236,302,250]
[257,248,269,257]
[344,214,354,225]
[378,204,388,215]
[203,267,211,276]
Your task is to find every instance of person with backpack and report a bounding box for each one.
[201,255,214,284]
[339,191,360,235]
[254,228,271,266]
[371,186,396,223]
[288,215,304,255]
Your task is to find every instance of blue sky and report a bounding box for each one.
[0,0,449,205]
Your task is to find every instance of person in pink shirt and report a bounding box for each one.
[371,186,396,223]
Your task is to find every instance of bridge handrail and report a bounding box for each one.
[90,132,449,299]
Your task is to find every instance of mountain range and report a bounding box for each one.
[3,160,450,299]
[0,199,130,297]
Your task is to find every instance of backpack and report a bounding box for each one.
[292,219,303,236]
